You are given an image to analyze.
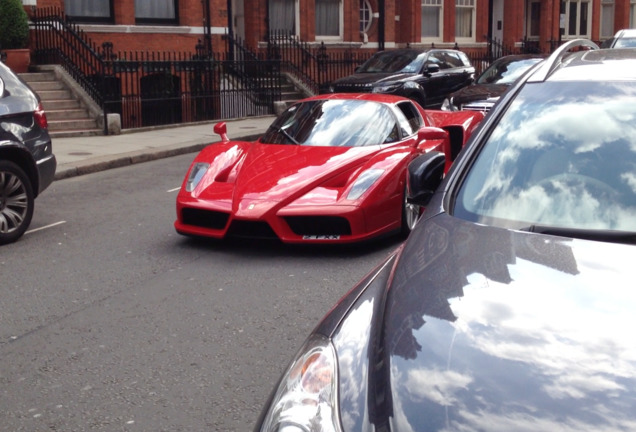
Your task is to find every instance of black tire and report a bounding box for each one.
[0,160,34,245]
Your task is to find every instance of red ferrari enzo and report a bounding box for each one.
[174,93,483,244]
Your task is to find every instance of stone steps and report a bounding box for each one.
[19,71,103,138]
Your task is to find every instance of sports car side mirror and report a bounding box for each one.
[418,126,448,142]
[407,151,446,206]
[214,122,229,142]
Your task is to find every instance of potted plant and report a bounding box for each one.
[0,0,31,73]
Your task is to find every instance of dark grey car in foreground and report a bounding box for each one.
[254,40,636,431]
[0,61,56,244]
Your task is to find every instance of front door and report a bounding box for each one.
[492,0,504,42]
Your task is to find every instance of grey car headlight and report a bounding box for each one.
[185,162,210,192]
[372,83,401,93]
[259,335,342,432]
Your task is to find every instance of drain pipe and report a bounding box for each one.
[378,0,385,51]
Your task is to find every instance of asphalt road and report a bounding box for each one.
[0,154,401,431]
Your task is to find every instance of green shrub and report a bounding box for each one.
[0,0,30,50]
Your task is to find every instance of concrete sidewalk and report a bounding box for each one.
[53,115,276,180]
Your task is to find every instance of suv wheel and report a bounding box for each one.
[0,160,34,245]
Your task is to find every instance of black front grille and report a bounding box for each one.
[285,216,352,236]
[226,220,278,239]
[181,208,229,230]
[332,84,372,93]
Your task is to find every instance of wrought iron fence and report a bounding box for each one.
[97,45,281,129]
[31,8,281,132]
[262,31,372,94]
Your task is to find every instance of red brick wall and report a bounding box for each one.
[30,0,615,56]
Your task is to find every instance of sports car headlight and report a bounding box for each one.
[347,169,384,200]
[185,162,210,192]
[259,335,342,432]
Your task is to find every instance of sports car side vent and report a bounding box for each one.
[182,208,229,230]
[285,216,352,236]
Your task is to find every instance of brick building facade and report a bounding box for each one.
[21,0,636,56]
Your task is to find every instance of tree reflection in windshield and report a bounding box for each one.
[260,99,399,147]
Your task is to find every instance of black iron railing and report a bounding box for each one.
[264,31,372,94]
[31,7,109,132]
[31,8,282,132]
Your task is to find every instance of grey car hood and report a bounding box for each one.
[337,212,636,431]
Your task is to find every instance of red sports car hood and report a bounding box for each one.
[194,142,386,214]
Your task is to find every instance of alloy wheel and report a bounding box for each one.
[0,161,34,245]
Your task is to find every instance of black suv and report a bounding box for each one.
[323,48,475,109]
[0,61,56,245]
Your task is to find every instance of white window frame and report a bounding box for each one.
[421,0,443,42]
[360,0,373,34]
[600,0,615,39]
[316,0,343,41]
[631,0,636,28]
[269,0,299,36]
[455,0,476,43]
[561,0,591,39]
[525,0,541,39]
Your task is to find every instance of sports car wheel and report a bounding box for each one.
[401,187,421,235]
[0,161,34,245]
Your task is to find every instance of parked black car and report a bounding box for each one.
[0,61,56,245]
[441,53,545,112]
[254,40,636,431]
[323,48,475,109]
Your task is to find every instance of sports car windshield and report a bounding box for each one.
[260,99,400,147]
[454,81,636,232]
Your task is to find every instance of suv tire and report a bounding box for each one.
[0,160,34,245]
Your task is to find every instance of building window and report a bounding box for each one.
[360,0,373,33]
[135,0,178,25]
[601,0,615,39]
[455,0,475,40]
[631,0,636,27]
[526,0,541,38]
[561,0,591,38]
[270,0,296,35]
[422,0,443,39]
[316,0,341,37]
[65,0,112,23]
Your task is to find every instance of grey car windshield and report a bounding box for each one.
[476,57,543,85]
[454,81,636,232]
[357,51,426,74]
[260,99,400,147]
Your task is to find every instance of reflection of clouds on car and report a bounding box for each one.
[456,80,636,231]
